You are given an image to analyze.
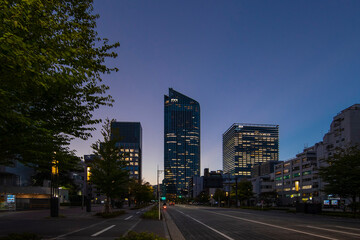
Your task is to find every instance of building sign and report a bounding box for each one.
[7,195,15,203]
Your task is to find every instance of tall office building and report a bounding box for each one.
[164,88,200,197]
[223,123,279,178]
[111,122,142,180]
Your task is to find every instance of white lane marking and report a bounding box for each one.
[50,220,108,239]
[122,219,142,237]
[125,215,133,220]
[136,211,140,214]
[335,226,360,231]
[306,226,360,237]
[176,210,235,240]
[225,210,252,215]
[91,225,116,237]
[211,211,339,240]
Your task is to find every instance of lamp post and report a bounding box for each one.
[157,165,164,220]
[50,154,59,217]
[86,166,92,212]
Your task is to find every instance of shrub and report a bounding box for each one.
[95,210,126,218]
[142,206,160,219]
[115,231,166,240]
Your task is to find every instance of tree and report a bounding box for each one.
[232,179,253,206]
[0,0,119,168]
[195,191,210,204]
[128,179,154,207]
[213,188,226,206]
[319,146,360,214]
[90,119,129,213]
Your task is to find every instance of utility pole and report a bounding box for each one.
[157,165,164,220]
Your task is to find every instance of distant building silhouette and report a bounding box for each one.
[111,122,142,180]
[223,123,279,178]
[164,88,200,197]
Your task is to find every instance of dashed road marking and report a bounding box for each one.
[306,225,360,237]
[211,211,339,240]
[176,210,235,240]
[91,225,116,237]
[125,215,133,220]
[335,225,360,231]
[50,220,108,239]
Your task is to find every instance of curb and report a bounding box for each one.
[162,209,185,240]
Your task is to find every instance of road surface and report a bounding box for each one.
[165,205,360,240]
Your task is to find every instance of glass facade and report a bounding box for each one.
[223,124,279,178]
[111,122,142,181]
[164,88,200,196]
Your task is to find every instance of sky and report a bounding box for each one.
[70,0,360,185]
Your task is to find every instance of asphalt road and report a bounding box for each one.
[166,205,360,240]
[0,205,168,240]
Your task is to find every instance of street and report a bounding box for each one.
[0,205,168,240]
[165,205,360,240]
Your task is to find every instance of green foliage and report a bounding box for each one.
[0,0,119,168]
[213,188,226,202]
[90,119,129,213]
[195,191,210,203]
[95,210,126,218]
[0,233,42,240]
[129,179,154,207]
[232,179,253,204]
[116,231,166,240]
[319,146,360,213]
[142,206,160,219]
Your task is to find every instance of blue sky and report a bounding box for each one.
[71,0,360,184]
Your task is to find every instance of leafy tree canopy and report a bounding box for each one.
[90,118,128,213]
[232,179,253,201]
[0,0,119,168]
[319,146,360,213]
[129,179,154,206]
[213,188,226,202]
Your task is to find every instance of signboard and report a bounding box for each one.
[331,200,339,206]
[323,200,330,206]
[7,195,15,203]
[161,197,166,201]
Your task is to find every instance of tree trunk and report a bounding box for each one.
[353,195,357,216]
[104,195,111,214]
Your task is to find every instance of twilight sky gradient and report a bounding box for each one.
[71,0,360,185]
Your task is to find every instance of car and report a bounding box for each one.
[163,202,167,209]
[169,202,175,206]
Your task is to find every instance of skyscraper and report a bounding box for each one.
[111,122,142,180]
[223,123,279,178]
[164,88,200,197]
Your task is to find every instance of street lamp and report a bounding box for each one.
[86,166,92,212]
[50,154,59,217]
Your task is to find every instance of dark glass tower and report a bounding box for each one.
[111,122,142,181]
[164,88,200,197]
[223,123,279,178]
